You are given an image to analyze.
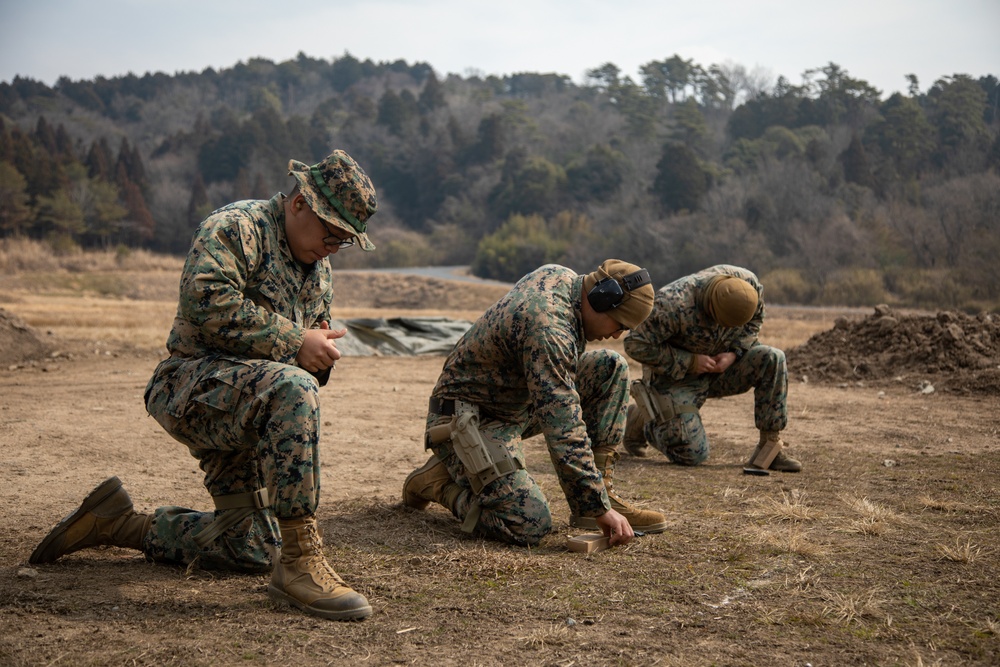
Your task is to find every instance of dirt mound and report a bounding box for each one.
[336,270,510,311]
[786,304,1000,394]
[0,308,50,366]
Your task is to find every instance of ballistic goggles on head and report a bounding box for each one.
[587,269,651,312]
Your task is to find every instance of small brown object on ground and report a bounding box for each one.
[566,533,611,553]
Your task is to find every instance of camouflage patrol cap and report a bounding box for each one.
[288,150,378,252]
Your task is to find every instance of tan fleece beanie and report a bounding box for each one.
[703,275,758,327]
[583,259,655,330]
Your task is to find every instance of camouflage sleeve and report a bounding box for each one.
[523,326,609,518]
[624,291,695,380]
[177,214,304,363]
[305,270,335,330]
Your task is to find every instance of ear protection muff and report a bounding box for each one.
[587,269,651,312]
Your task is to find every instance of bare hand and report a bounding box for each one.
[296,322,347,372]
[692,352,736,374]
[711,351,737,373]
[595,508,634,547]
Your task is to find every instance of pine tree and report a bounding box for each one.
[86,138,114,181]
[652,143,707,213]
[121,180,155,243]
[418,71,446,113]
[840,134,873,187]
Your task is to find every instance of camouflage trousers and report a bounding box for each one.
[646,345,788,466]
[427,349,629,547]
[142,355,323,573]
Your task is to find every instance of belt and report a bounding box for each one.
[428,396,457,416]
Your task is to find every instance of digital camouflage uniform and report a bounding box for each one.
[426,264,628,546]
[143,193,333,572]
[623,265,788,465]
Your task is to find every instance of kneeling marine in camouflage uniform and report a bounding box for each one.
[30,150,379,621]
[622,265,801,473]
[403,260,668,547]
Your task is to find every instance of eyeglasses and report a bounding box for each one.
[320,222,356,249]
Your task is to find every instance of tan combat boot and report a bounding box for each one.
[570,451,668,533]
[268,516,372,621]
[623,403,651,457]
[748,431,802,472]
[30,476,151,564]
[402,454,464,512]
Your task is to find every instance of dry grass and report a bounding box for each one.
[0,237,183,273]
[980,617,1000,637]
[3,294,176,350]
[842,495,900,536]
[845,496,898,521]
[821,588,887,626]
[747,489,820,522]
[517,623,574,648]
[935,536,983,564]
[918,495,975,513]
[850,516,889,536]
[750,525,825,558]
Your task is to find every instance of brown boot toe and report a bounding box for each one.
[268,576,372,621]
[30,476,138,564]
[770,451,802,472]
[623,439,651,458]
[402,455,452,510]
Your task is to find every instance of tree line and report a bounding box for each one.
[1,52,998,311]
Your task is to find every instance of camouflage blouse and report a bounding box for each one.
[624,264,764,390]
[164,194,332,363]
[432,264,607,514]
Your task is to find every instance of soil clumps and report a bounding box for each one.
[786,304,1000,395]
[0,308,50,366]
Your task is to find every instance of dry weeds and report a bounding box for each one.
[935,536,984,564]
[821,588,887,625]
[747,489,820,522]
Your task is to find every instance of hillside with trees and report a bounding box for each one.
[1,53,998,311]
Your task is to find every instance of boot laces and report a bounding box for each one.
[303,523,346,587]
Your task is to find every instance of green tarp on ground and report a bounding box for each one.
[333,317,473,356]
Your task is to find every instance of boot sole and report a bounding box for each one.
[401,455,442,509]
[267,584,372,621]
[29,476,124,564]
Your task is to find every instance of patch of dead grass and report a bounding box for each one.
[517,623,574,648]
[747,489,820,522]
[917,495,975,513]
[0,237,183,274]
[935,536,983,564]
[821,588,887,626]
[841,495,900,536]
[749,525,825,558]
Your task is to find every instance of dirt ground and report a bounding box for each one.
[0,269,998,667]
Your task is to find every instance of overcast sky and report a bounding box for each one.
[1,0,997,97]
